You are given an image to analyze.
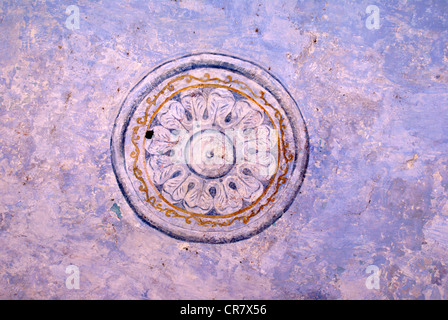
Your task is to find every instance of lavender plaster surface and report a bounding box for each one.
[0,0,447,299]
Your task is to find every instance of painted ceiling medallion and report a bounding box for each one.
[111,53,309,243]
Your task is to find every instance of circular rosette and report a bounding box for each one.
[111,53,308,243]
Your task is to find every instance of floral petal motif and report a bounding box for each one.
[239,127,274,156]
[183,176,213,214]
[147,154,174,185]
[148,87,277,216]
[235,163,272,183]
[234,100,264,130]
[242,125,276,146]
[208,88,235,127]
[243,139,275,167]
[162,166,189,202]
[219,177,244,213]
[145,125,180,157]
[148,156,173,185]
[244,151,277,180]
[180,90,207,122]
[159,101,185,130]
[236,125,278,180]
[173,175,198,208]
[146,139,173,155]
[150,125,172,142]
[201,181,227,215]
[235,166,264,202]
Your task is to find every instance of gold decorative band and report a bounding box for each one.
[129,73,294,227]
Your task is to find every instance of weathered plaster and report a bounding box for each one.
[0,0,447,299]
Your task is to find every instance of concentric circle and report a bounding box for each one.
[184,129,236,179]
[111,53,309,243]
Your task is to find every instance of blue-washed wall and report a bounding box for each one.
[0,0,447,299]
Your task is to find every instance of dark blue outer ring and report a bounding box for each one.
[110,52,309,244]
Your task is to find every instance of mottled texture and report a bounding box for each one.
[0,0,447,299]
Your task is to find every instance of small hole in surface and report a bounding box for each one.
[145,130,154,139]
